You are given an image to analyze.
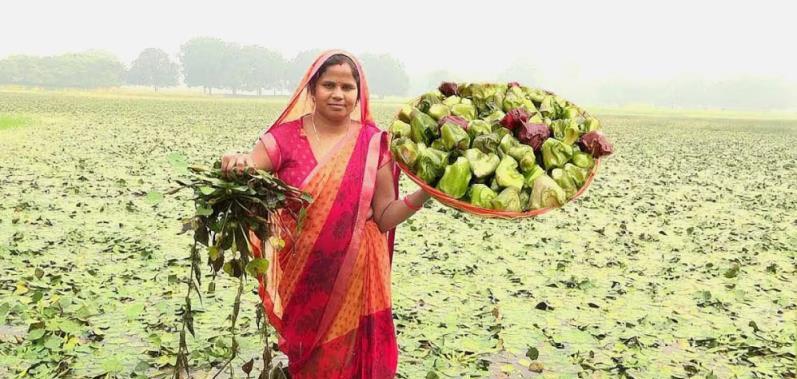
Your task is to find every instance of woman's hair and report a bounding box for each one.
[307,54,361,99]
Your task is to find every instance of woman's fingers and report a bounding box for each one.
[236,156,246,175]
[221,154,231,174]
[243,156,255,174]
[221,153,239,176]
[220,153,254,177]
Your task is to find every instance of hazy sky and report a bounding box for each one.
[2,0,795,82]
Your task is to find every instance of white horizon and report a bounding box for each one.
[2,0,795,84]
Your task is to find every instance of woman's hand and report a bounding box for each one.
[221,152,254,176]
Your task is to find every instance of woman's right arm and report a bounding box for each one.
[220,138,274,175]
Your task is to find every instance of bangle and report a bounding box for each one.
[402,196,422,211]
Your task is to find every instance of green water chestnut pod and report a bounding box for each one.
[441,122,471,151]
[389,120,411,139]
[495,155,525,191]
[541,138,573,170]
[410,109,439,145]
[468,184,497,209]
[472,133,501,154]
[428,103,451,121]
[415,146,449,185]
[551,168,577,198]
[530,174,566,210]
[436,157,472,199]
[463,148,500,179]
[390,137,418,168]
[451,103,477,121]
[491,187,522,212]
[467,120,492,140]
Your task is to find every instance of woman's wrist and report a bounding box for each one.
[403,190,430,211]
[402,196,422,211]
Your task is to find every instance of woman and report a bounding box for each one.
[220,50,430,378]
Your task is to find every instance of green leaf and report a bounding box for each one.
[223,261,234,277]
[101,356,124,373]
[196,206,213,216]
[28,328,46,340]
[58,319,83,335]
[199,186,215,195]
[223,260,242,277]
[43,335,63,350]
[125,303,145,320]
[63,336,79,351]
[245,258,269,277]
[724,264,740,278]
[0,303,10,324]
[146,191,163,205]
[167,152,188,171]
[525,346,539,360]
[208,246,221,261]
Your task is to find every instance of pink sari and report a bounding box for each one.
[249,50,400,378]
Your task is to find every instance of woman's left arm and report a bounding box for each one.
[372,163,431,233]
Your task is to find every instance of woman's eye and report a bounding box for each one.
[323,83,335,89]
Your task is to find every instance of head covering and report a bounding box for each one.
[268,49,372,130]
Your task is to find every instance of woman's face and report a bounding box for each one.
[312,64,358,123]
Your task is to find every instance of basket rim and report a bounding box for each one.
[395,158,600,219]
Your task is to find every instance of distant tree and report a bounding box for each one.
[58,50,126,88]
[359,53,409,97]
[219,42,246,95]
[127,48,178,91]
[0,55,35,84]
[179,37,227,94]
[238,45,286,96]
[0,51,124,88]
[285,49,323,89]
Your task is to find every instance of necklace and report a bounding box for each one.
[309,113,349,147]
[309,113,322,147]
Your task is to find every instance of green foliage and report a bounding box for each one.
[237,45,287,95]
[170,164,311,377]
[285,49,323,89]
[0,51,125,88]
[179,37,228,93]
[359,53,411,97]
[179,39,288,96]
[127,48,179,90]
[436,157,472,199]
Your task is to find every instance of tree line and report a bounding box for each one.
[0,38,794,109]
[0,37,410,96]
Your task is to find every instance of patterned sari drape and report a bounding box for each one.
[249,50,400,378]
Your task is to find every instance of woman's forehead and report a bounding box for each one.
[319,64,357,83]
